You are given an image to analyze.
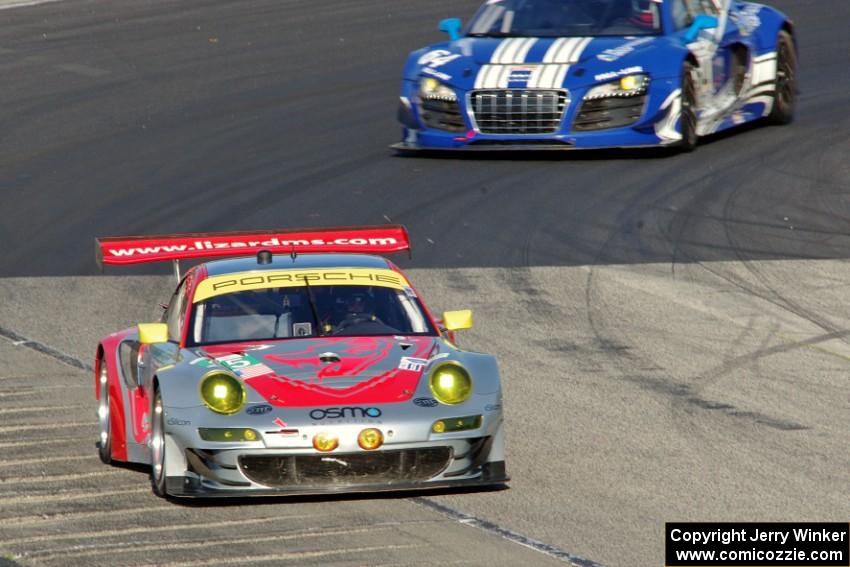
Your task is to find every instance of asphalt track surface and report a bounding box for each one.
[1,0,850,566]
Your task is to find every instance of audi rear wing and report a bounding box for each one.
[96,225,411,279]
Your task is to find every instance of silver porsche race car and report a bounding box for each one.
[94,226,507,497]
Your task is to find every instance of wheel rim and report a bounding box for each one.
[97,362,110,452]
[151,394,165,485]
[776,41,795,107]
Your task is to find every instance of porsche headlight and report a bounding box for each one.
[419,77,457,101]
[199,371,246,415]
[429,362,472,405]
[584,74,649,100]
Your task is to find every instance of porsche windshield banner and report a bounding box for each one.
[96,225,410,265]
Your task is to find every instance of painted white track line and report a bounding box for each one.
[0,0,63,9]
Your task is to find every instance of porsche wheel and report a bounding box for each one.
[768,30,796,125]
[150,388,168,497]
[679,62,698,152]
[97,357,112,464]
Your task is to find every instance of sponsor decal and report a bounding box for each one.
[594,65,644,82]
[485,403,502,412]
[167,417,191,426]
[98,226,409,266]
[507,66,535,88]
[273,417,288,428]
[731,4,761,36]
[597,37,653,62]
[244,336,436,407]
[195,268,407,303]
[310,407,382,420]
[246,404,273,415]
[292,322,312,337]
[413,397,439,408]
[399,357,427,372]
[197,353,276,379]
[422,67,452,82]
[418,50,461,68]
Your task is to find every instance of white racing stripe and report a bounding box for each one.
[474,37,591,90]
[751,52,777,86]
[491,37,538,64]
[543,37,592,64]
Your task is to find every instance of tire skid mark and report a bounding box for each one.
[0,455,94,468]
[586,157,814,434]
[4,516,427,546]
[0,404,86,415]
[0,469,122,485]
[154,545,422,567]
[0,487,150,507]
[0,435,89,449]
[21,527,415,560]
[2,505,177,525]
[0,421,94,434]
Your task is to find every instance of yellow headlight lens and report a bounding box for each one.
[313,432,339,452]
[432,420,446,433]
[421,78,440,93]
[199,372,246,415]
[358,428,384,450]
[429,362,473,405]
[619,75,640,91]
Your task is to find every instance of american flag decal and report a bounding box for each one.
[238,363,275,379]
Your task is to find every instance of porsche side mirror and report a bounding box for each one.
[138,323,169,345]
[442,309,473,331]
[438,18,462,41]
[685,14,719,42]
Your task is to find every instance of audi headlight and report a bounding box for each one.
[419,77,457,101]
[199,371,246,415]
[584,74,649,100]
[429,362,472,405]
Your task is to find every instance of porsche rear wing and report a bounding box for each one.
[96,225,410,278]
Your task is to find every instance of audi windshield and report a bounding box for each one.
[466,0,662,37]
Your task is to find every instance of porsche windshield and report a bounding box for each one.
[466,0,662,37]
[189,285,436,345]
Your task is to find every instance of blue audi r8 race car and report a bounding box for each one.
[393,0,796,152]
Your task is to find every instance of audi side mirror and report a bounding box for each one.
[438,18,462,41]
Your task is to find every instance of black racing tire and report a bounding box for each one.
[767,30,796,125]
[150,388,168,498]
[679,61,698,152]
[97,357,112,465]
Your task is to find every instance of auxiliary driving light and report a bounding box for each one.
[313,432,339,452]
[198,428,260,442]
[358,428,384,450]
[199,371,246,415]
[431,415,482,433]
[429,362,473,405]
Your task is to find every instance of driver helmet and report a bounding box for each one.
[344,291,373,316]
[631,0,658,26]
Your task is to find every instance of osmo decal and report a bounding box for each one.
[310,407,382,420]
